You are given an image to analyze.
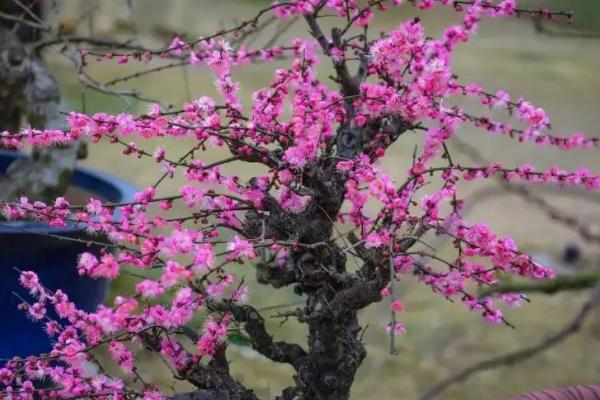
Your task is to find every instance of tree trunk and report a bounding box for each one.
[0,5,85,203]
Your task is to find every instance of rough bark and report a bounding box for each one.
[0,5,85,203]
[242,115,411,400]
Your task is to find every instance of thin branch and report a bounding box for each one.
[452,135,600,244]
[104,61,189,87]
[479,273,599,298]
[419,283,600,400]
[534,18,600,39]
[11,0,47,27]
[35,36,145,51]
[0,10,49,31]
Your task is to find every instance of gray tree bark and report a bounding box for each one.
[0,4,85,203]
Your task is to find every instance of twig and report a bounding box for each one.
[452,135,600,244]
[0,10,49,31]
[419,283,600,400]
[479,274,599,298]
[533,18,600,39]
[388,240,398,355]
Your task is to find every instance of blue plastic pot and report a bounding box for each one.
[0,150,136,359]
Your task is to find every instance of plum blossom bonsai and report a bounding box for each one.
[0,1,599,399]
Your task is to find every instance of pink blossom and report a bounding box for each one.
[386,322,407,335]
[194,244,215,271]
[364,232,384,248]
[136,280,165,298]
[390,300,405,312]
[226,236,256,260]
[501,293,525,308]
[108,341,134,373]
[169,36,187,56]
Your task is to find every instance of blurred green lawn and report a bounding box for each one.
[44,1,600,399]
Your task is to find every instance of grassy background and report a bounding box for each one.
[41,1,600,399]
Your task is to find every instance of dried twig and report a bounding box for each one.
[419,283,600,400]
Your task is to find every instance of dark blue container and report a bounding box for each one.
[0,150,136,359]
